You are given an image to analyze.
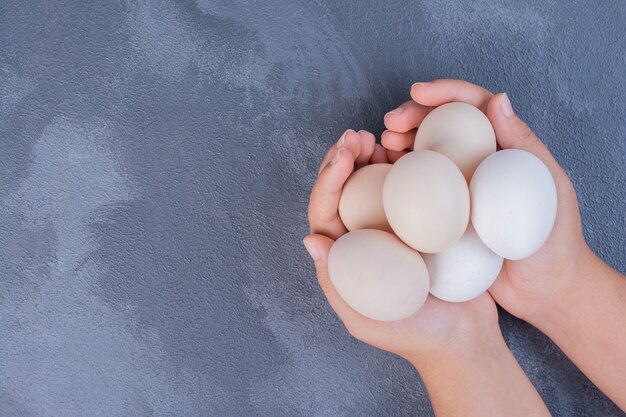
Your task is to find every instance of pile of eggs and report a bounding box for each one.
[328,103,558,321]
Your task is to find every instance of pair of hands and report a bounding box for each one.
[304,79,591,364]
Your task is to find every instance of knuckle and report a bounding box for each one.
[522,130,537,145]
[317,278,333,293]
[516,122,538,145]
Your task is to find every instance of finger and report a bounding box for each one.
[355,130,376,167]
[486,93,581,231]
[381,129,416,151]
[411,79,493,112]
[318,130,361,174]
[387,149,408,163]
[308,147,354,239]
[384,101,431,133]
[486,93,566,181]
[487,268,518,316]
[303,234,376,330]
[370,144,389,164]
[487,93,583,260]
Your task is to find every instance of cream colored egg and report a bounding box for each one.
[328,229,430,321]
[414,102,496,181]
[470,149,557,260]
[383,150,470,253]
[423,223,503,303]
[339,163,392,232]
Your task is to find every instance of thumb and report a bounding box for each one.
[486,93,567,183]
[302,234,367,328]
[486,93,583,253]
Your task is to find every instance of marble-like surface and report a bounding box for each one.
[1,1,624,416]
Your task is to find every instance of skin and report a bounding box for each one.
[384,80,626,411]
[305,120,549,415]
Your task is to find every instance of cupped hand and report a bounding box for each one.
[384,79,593,325]
[304,128,498,364]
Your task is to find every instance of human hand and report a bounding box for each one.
[305,126,551,416]
[304,128,499,365]
[383,79,594,326]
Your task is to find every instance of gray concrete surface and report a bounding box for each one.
[1,1,625,416]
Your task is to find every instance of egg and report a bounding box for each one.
[414,102,496,181]
[383,150,470,253]
[339,163,392,232]
[328,229,429,321]
[423,223,503,302]
[470,149,557,260]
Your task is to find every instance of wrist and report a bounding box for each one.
[407,313,505,372]
[408,323,551,417]
[523,252,626,411]
[527,247,613,335]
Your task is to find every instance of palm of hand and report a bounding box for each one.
[492,170,588,321]
[379,79,588,325]
[307,128,498,361]
[364,293,497,361]
[307,78,587,360]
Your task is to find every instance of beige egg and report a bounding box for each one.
[328,229,430,321]
[383,150,470,253]
[414,102,496,181]
[339,163,392,232]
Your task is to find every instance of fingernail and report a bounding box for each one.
[386,107,404,116]
[500,93,514,117]
[411,82,430,89]
[303,238,320,261]
[330,147,345,165]
[337,129,353,147]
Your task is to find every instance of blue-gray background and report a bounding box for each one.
[1,1,625,416]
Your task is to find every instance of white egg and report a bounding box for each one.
[470,149,557,260]
[423,224,503,302]
[328,229,430,321]
[414,102,496,181]
[383,150,470,253]
[339,163,392,232]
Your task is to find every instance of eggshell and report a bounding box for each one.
[423,223,503,302]
[383,150,470,253]
[414,102,496,181]
[328,229,430,321]
[470,149,557,260]
[339,163,392,232]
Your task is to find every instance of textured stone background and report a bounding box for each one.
[1,1,625,416]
